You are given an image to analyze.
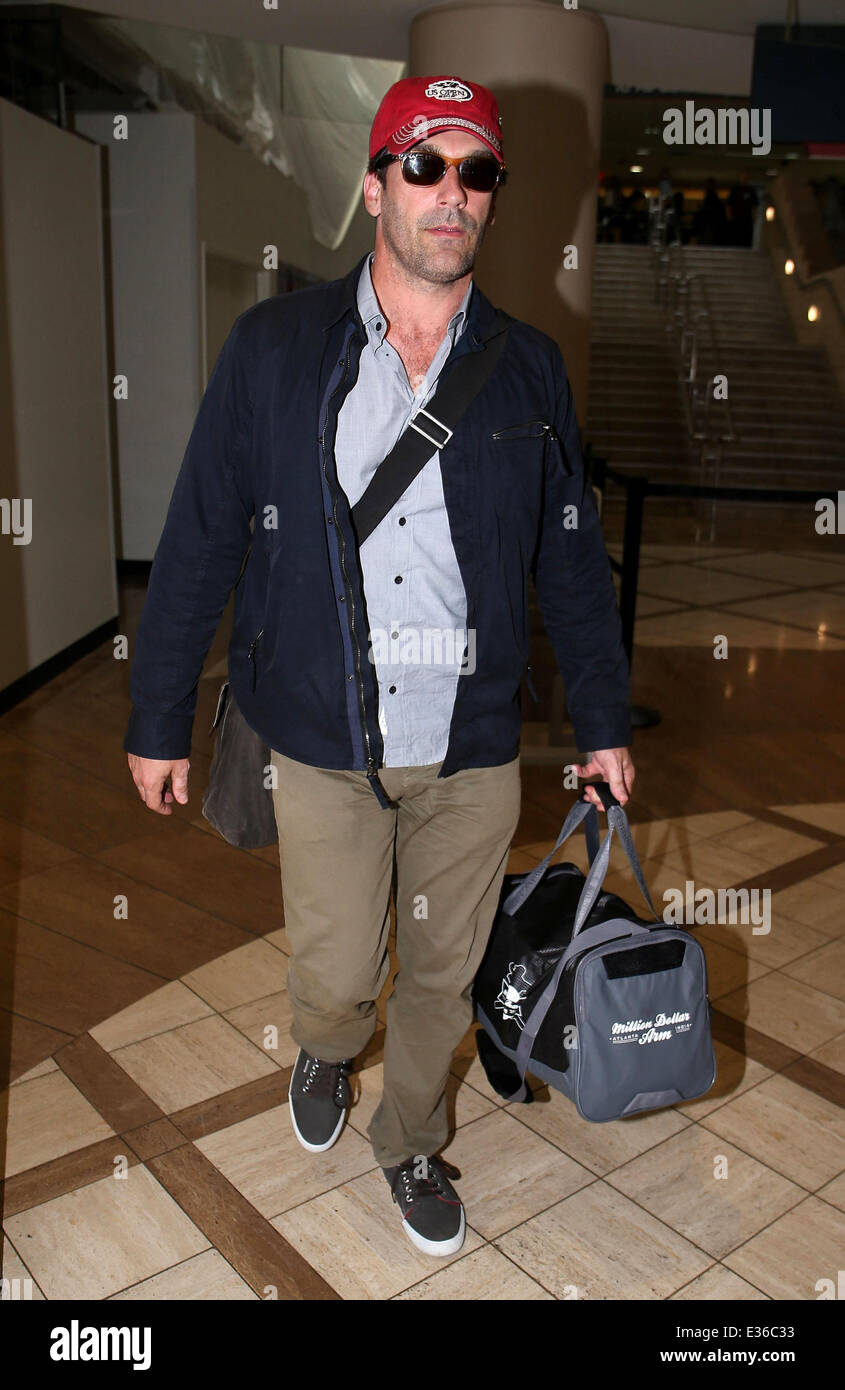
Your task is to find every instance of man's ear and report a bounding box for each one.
[363,170,383,218]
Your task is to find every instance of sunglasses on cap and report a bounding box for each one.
[374,148,507,193]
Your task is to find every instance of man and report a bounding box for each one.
[125,75,634,1259]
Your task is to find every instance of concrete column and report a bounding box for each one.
[409,1,608,418]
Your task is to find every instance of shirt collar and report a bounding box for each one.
[357,251,473,348]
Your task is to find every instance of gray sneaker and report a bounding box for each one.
[382,1155,465,1256]
[289,1049,353,1152]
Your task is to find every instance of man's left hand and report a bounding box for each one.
[572,748,635,809]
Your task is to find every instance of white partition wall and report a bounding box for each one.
[0,98,117,692]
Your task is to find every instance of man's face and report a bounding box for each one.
[364,128,499,286]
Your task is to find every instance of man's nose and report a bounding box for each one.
[437,165,468,208]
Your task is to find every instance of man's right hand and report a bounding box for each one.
[128,755,190,815]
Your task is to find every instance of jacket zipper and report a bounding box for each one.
[318,333,378,781]
[491,420,553,439]
[248,627,264,692]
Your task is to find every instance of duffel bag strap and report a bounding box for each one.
[502,797,596,917]
[572,795,660,936]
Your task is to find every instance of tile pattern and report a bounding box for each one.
[1,548,845,1300]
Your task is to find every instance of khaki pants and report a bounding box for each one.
[269,749,522,1168]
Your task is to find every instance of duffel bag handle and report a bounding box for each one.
[502,781,656,924]
[572,784,660,936]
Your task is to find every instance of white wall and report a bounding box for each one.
[76,111,202,561]
[0,98,117,691]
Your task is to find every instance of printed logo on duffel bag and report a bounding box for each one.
[494,961,534,1030]
[609,1010,693,1045]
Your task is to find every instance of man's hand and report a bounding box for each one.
[572,748,634,810]
[128,755,190,815]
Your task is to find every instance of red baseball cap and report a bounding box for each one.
[369,75,504,163]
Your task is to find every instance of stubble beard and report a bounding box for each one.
[378,190,489,286]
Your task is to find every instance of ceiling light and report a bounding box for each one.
[784,258,795,274]
[808,304,820,322]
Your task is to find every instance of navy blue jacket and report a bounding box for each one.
[124,252,632,800]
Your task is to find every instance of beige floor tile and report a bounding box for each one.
[3,1164,210,1299]
[699,1073,845,1189]
[695,551,845,587]
[697,939,771,1001]
[669,1265,769,1300]
[709,819,823,868]
[770,876,845,938]
[697,911,832,970]
[393,1244,555,1300]
[815,862,845,892]
[667,811,756,839]
[723,1196,845,1299]
[632,607,845,650]
[507,1083,690,1176]
[772,803,845,837]
[272,1167,485,1299]
[90,981,214,1053]
[3,1070,116,1179]
[223,989,298,1067]
[496,1181,711,1299]
[112,1014,278,1112]
[638,564,790,606]
[715,971,845,1053]
[10,1056,58,1086]
[1,1236,45,1299]
[442,1109,594,1239]
[815,1171,845,1214]
[807,1031,845,1075]
[729,589,845,639]
[346,1060,496,1147]
[181,938,288,1012]
[782,937,845,1001]
[195,1103,377,1218]
[261,927,291,955]
[627,818,712,859]
[657,840,771,891]
[640,545,754,562]
[606,1125,803,1259]
[674,1040,772,1119]
[109,1248,257,1300]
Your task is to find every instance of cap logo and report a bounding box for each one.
[424,79,473,102]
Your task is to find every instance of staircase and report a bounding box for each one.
[587,244,845,490]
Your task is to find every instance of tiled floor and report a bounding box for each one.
[1,538,844,1300]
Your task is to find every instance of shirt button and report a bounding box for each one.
[394,575,403,584]
[398,517,406,526]
[389,685,396,694]
[376,320,383,331]
[391,630,399,639]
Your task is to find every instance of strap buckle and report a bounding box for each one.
[409,406,453,450]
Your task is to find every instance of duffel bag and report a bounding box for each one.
[472,782,717,1122]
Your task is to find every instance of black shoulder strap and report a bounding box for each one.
[350,311,511,547]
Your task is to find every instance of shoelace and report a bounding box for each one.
[391,1155,461,1207]
[297,1055,352,1109]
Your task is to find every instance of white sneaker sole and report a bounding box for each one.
[288,1063,348,1153]
[400,1206,466,1257]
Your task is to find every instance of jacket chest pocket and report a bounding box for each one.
[488,420,556,526]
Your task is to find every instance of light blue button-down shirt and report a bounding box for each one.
[334,252,472,767]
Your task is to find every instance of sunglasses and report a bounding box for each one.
[375,149,507,193]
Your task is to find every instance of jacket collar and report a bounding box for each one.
[320,250,505,346]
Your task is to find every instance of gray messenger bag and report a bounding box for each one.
[201,317,511,849]
[472,783,717,1123]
